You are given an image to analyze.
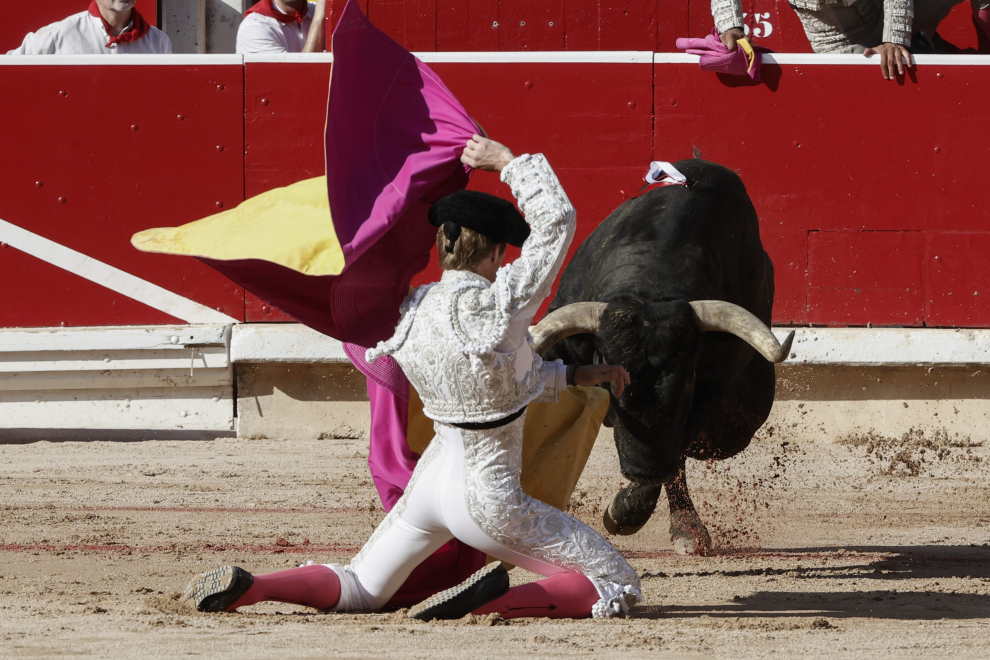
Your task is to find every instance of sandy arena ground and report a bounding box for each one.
[3,426,990,659]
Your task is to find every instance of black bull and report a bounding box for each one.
[544,159,787,555]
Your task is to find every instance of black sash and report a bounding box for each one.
[450,406,527,431]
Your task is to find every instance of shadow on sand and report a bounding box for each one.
[632,544,990,621]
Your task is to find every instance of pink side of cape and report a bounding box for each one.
[194,0,487,601]
[675,28,771,81]
[365,373,487,608]
[200,0,478,348]
[327,0,477,266]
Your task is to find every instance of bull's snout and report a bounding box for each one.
[613,430,681,487]
[619,469,668,488]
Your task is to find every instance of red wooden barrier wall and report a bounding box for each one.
[2,1,984,55]
[343,0,986,54]
[0,62,244,327]
[1,55,988,330]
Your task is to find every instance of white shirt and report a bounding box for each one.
[236,2,317,54]
[6,11,172,55]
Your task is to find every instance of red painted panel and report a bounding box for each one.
[448,0,499,52]
[926,232,990,327]
[495,0,565,51]
[434,0,470,51]
[809,232,924,290]
[807,231,924,326]
[562,0,599,50]
[656,61,990,325]
[433,62,653,168]
[5,60,990,330]
[656,3,690,54]
[936,2,988,53]
[761,229,808,324]
[341,0,817,53]
[0,247,182,327]
[599,0,658,51]
[657,65,975,228]
[368,0,437,51]
[245,293,296,323]
[0,0,158,53]
[808,288,924,326]
[0,63,245,328]
[688,0,719,44]
[326,1,980,54]
[244,62,331,196]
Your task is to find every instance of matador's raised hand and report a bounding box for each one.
[461,135,515,173]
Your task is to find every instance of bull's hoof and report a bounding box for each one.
[669,509,712,556]
[603,504,645,536]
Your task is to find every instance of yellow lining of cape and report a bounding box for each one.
[407,384,610,570]
[131,176,345,277]
[407,385,610,508]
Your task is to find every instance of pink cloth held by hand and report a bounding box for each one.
[675,29,771,81]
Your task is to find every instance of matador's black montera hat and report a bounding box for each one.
[428,190,530,253]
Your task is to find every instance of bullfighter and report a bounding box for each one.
[184,135,642,620]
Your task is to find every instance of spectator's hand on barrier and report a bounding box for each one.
[461,135,514,172]
[719,27,746,52]
[574,364,631,398]
[864,42,912,80]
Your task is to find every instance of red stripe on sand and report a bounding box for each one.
[625,549,889,560]
[58,506,369,514]
[0,542,361,555]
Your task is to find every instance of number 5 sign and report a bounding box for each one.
[743,12,774,37]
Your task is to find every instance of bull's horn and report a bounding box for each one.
[689,300,794,363]
[531,302,608,356]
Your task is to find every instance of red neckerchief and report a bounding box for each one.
[244,0,307,24]
[88,1,150,47]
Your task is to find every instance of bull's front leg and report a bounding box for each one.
[665,457,712,556]
[602,482,663,536]
[601,463,712,556]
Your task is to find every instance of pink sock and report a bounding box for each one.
[975,8,990,38]
[471,572,599,619]
[230,564,341,611]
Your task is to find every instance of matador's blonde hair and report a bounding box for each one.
[437,226,505,271]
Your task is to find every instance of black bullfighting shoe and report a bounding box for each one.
[407,562,510,621]
[183,565,255,612]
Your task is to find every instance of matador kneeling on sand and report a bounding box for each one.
[184,136,642,620]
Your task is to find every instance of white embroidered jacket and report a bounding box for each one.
[711,0,913,50]
[367,154,575,425]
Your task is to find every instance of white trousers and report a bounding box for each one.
[328,414,641,618]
